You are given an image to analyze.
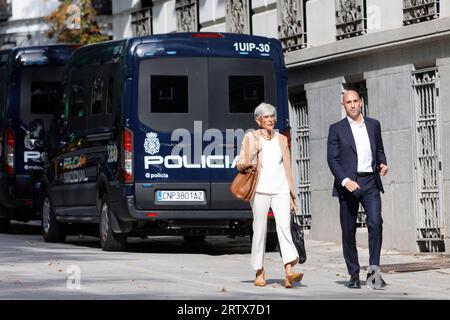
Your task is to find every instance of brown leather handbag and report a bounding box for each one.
[230,166,258,202]
[230,133,259,202]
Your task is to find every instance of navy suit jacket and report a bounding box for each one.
[327,117,387,197]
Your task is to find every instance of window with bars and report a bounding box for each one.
[176,0,199,32]
[290,92,311,229]
[403,0,439,25]
[335,0,367,40]
[131,6,153,36]
[277,0,307,52]
[226,0,251,34]
[412,68,445,252]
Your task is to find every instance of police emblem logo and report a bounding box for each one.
[144,132,160,155]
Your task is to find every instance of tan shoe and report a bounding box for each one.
[254,278,267,287]
[254,269,266,287]
[284,272,304,288]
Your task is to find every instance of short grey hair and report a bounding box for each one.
[254,102,277,120]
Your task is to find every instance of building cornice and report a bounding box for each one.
[285,15,450,69]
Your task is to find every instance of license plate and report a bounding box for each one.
[155,190,205,203]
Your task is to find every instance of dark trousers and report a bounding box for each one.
[338,174,383,276]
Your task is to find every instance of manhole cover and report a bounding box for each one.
[362,259,450,273]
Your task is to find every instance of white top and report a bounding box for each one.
[341,116,373,186]
[256,135,290,194]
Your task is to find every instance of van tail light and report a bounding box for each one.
[122,128,133,184]
[191,33,224,39]
[5,127,15,175]
[282,127,292,152]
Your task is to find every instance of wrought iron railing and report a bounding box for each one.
[413,68,444,252]
[277,0,307,52]
[403,0,439,25]
[335,0,366,40]
[176,0,199,32]
[291,95,312,229]
[226,0,251,34]
[131,7,153,36]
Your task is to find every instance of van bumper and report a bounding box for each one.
[117,195,253,221]
[0,174,38,220]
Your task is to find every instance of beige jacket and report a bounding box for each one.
[236,129,298,210]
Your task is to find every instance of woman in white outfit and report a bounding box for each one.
[236,102,303,288]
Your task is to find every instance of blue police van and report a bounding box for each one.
[0,45,79,232]
[40,33,291,251]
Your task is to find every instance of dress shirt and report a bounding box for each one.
[341,116,373,186]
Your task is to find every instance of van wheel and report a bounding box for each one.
[183,235,206,243]
[265,232,279,252]
[99,194,127,251]
[42,195,67,242]
[0,218,10,233]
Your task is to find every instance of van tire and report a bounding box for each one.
[41,194,67,243]
[99,194,127,251]
[0,218,10,233]
[183,235,206,243]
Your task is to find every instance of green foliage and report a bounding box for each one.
[46,0,110,45]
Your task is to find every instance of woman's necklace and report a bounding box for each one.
[260,131,272,140]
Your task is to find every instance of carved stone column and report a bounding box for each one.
[225,0,251,34]
[277,0,306,52]
[403,0,439,25]
[335,0,366,40]
[176,0,199,32]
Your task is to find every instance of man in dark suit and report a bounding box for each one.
[327,90,389,289]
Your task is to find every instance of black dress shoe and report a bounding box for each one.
[348,274,361,289]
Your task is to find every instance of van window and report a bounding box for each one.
[30,81,59,114]
[70,81,85,118]
[229,76,264,113]
[106,78,113,114]
[90,77,104,115]
[151,75,188,113]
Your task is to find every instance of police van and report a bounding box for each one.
[40,33,291,251]
[0,45,79,232]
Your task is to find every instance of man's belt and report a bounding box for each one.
[357,172,373,177]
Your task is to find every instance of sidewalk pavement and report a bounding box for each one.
[273,237,450,299]
[1,222,450,300]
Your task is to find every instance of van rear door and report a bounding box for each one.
[134,57,210,209]
[207,58,277,210]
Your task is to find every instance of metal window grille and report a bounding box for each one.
[131,7,153,36]
[277,0,307,52]
[403,0,439,25]
[291,95,311,229]
[413,68,444,252]
[343,81,368,228]
[176,0,199,32]
[335,0,367,40]
[226,0,251,34]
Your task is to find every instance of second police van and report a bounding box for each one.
[0,45,78,232]
[40,33,292,251]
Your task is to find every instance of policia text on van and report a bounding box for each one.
[39,33,291,251]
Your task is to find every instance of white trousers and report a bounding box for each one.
[250,192,299,270]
